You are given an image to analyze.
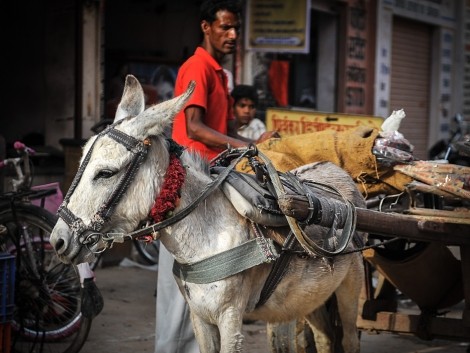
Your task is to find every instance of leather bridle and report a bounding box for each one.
[57,122,258,255]
[58,123,151,250]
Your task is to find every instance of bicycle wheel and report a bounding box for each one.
[0,204,92,353]
[133,238,160,265]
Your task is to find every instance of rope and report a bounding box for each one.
[282,237,404,256]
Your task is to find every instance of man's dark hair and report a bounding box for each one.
[231,84,258,106]
[200,0,242,23]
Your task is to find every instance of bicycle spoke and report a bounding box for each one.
[0,205,92,353]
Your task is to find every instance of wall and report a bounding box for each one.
[81,2,105,138]
[374,0,460,146]
[2,0,201,151]
[5,0,467,156]
[316,13,338,113]
[105,0,201,66]
[2,1,76,150]
[461,2,470,118]
[337,0,376,115]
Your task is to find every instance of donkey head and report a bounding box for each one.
[50,75,194,264]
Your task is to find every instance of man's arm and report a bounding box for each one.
[228,119,280,144]
[185,106,248,149]
[227,120,252,142]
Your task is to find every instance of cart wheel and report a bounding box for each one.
[267,319,316,353]
[267,297,345,353]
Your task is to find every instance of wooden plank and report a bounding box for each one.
[460,245,470,327]
[277,195,470,245]
[355,208,470,245]
[357,312,470,341]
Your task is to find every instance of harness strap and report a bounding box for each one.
[256,150,357,257]
[62,126,142,208]
[256,232,296,308]
[62,136,99,205]
[172,237,278,284]
[58,206,86,233]
[59,125,150,246]
[107,128,142,152]
[98,138,149,220]
[102,146,258,245]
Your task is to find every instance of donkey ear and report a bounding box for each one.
[114,75,146,122]
[130,81,196,138]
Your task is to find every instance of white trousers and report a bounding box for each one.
[155,245,199,353]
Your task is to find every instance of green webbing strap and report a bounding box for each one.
[172,237,279,284]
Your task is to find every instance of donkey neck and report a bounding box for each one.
[158,153,252,265]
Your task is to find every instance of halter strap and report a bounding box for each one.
[58,125,151,247]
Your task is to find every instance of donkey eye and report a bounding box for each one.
[94,169,116,180]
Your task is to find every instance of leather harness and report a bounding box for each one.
[58,124,359,307]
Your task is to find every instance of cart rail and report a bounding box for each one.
[277,193,470,341]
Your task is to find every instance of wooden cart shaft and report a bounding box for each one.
[278,195,470,340]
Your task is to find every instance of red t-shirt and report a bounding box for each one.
[172,47,234,160]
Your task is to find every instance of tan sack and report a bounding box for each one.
[240,126,413,197]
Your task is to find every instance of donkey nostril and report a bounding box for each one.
[55,238,65,252]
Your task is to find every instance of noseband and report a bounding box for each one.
[58,123,151,250]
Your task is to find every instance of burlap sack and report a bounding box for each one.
[238,126,413,197]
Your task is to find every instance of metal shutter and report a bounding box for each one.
[390,16,432,160]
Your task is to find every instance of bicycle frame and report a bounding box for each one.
[0,141,94,351]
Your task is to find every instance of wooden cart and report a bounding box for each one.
[356,209,470,342]
[268,205,470,352]
[249,111,469,350]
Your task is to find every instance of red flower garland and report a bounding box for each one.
[149,154,186,223]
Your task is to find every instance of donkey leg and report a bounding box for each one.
[304,306,334,353]
[217,308,245,353]
[190,312,220,353]
[335,256,363,353]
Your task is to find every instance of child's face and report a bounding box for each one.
[156,81,174,102]
[234,98,256,126]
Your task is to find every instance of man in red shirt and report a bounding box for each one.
[171,2,276,160]
[157,1,278,352]
[172,47,238,160]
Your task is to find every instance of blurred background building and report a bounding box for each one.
[1,0,469,181]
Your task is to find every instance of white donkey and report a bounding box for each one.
[50,75,365,353]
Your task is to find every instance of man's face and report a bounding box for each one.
[202,10,240,56]
[234,98,256,126]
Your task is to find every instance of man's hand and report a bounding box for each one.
[186,106,249,149]
[256,130,280,144]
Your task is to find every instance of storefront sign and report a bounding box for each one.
[383,0,456,26]
[245,0,310,53]
[266,108,383,136]
[343,1,369,114]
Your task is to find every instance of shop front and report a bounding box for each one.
[374,0,462,159]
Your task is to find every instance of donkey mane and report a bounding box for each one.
[180,149,212,176]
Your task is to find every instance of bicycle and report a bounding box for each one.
[0,141,92,353]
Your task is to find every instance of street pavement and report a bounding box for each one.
[78,258,469,353]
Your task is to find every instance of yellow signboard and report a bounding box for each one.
[266,108,383,136]
[245,0,310,53]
